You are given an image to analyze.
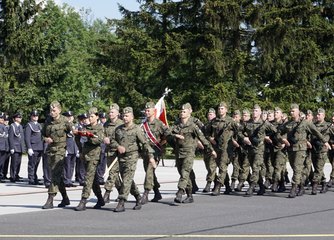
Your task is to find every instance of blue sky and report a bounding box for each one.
[55,0,140,20]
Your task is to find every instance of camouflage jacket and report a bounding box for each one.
[77,123,104,161]
[104,118,123,152]
[310,121,332,153]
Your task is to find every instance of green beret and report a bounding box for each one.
[145,102,155,109]
[123,107,133,114]
[181,103,192,110]
[109,103,119,111]
[290,103,299,110]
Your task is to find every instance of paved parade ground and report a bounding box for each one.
[1,156,334,240]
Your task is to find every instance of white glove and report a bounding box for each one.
[10,149,14,154]
[65,150,68,157]
[76,151,80,158]
[28,148,34,156]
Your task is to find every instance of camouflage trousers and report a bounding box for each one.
[231,148,242,181]
[203,152,217,182]
[82,160,102,199]
[238,151,250,183]
[118,155,140,201]
[247,147,265,185]
[215,147,232,185]
[104,152,122,192]
[311,151,328,184]
[176,155,194,192]
[47,150,66,195]
[288,150,307,185]
[263,149,274,181]
[272,149,288,182]
[301,152,313,184]
[143,155,160,191]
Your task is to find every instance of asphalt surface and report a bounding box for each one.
[1,156,334,240]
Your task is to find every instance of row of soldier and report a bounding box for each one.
[1,101,334,212]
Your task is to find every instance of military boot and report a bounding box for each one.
[174,189,184,203]
[288,184,297,198]
[133,195,142,210]
[327,178,333,188]
[284,171,290,184]
[151,188,162,202]
[245,183,255,197]
[320,182,328,194]
[42,193,56,209]
[211,182,222,196]
[224,183,232,195]
[311,182,318,195]
[114,199,125,212]
[75,198,87,211]
[141,190,149,205]
[192,180,199,194]
[103,190,111,204]
[235,181,244,192]
[297,184,305,196]
[182,189,194,204]
[202,181,211,193]
[257,183,266,195]
[271,181,278,192]
[264,179,271,189]
[58,192,70,207]
[277,180,286,192]
[94,193,105,209]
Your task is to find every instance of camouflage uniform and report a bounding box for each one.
[141,102,171,203]
[328,121,334,187]
[111,107,154,212]
[42,101,73,209]
[277,104,327,198]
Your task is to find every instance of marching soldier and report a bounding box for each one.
[42,101,73,209]
[327,112,334,188]
[8,113,25,183]
[111,107,155,212]
[24,110,44,185]
[276,104,330,198]
[103,104,123,203]
[141,102,171,204]
[310,108,332,194]
[171,103,216,203]
[74,107,105,211]
[96,112,108,185]
[202,108,217,192]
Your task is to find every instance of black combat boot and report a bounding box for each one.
[192,180,199,194]
[114,199,125,212]
[58,192,70,207]
[133,195,142,210]
[224,183,232,195]
[174,189,184,203]
[297,184,305,196]
[271,181,278,192]
[42,193,56,209]
[94,193,105,209]
[182,189,194,204]
[235,181,244,192]
[288,184,297,198]
[245,183,255,197]
[284,171,290,184]
[75,198,87,211]
[277,180,286,192]
[103,190,111,204]
[327,178,333,188]
[311,182,318,195]
[230,180,236,192]
[211,182,222,196]
[320,182,328,194]
[257,183,266,195]
[141,190,149,205]
[151,188,162,202]
[202,181,211,193]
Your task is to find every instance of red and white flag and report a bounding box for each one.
[154,88,171,127]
